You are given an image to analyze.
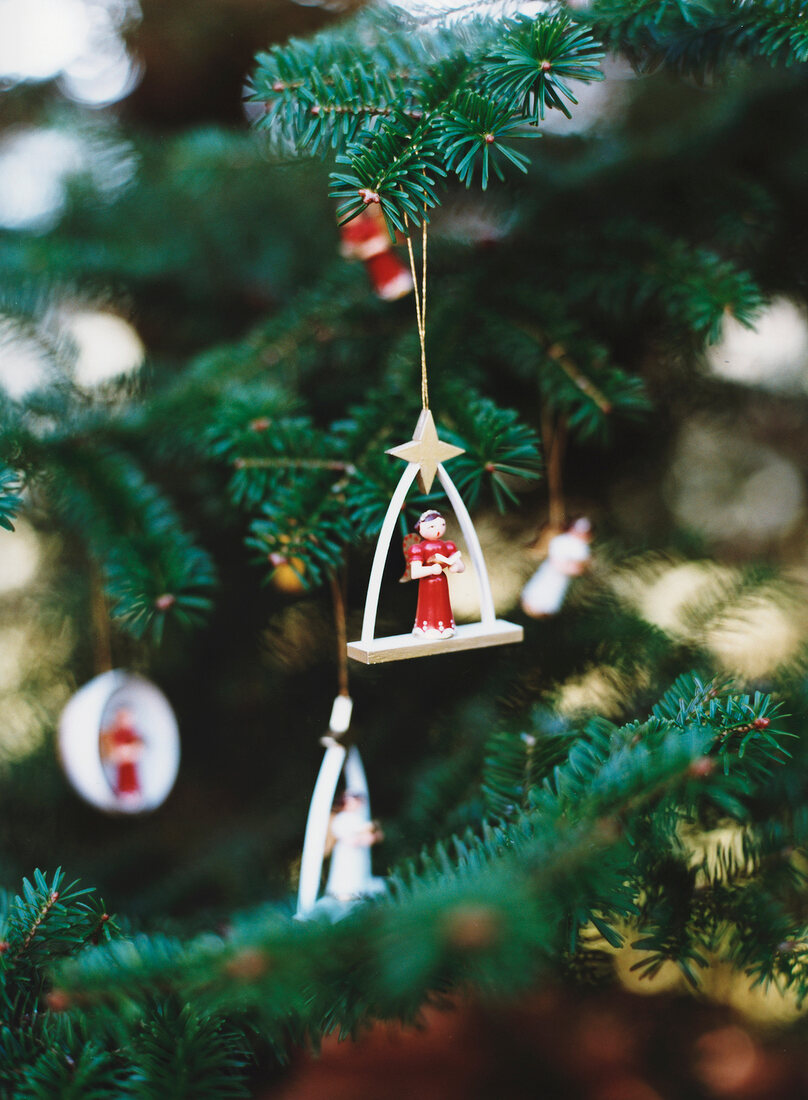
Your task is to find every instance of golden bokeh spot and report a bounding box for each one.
[609,554,740,640]
[445,511,537,622]
[704,588,808,679]
[555,665,644,720]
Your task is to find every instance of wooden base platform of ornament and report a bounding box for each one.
[347,429,523,665]
[347,620,522,664]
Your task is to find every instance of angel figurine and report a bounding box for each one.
[324,791,385,902]
[521,517,592,618]
[403,510,465,638]
[99,707,145,806]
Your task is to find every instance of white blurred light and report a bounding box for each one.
[539,56,634,136]
[0,627,29,691]
[705,591,806,680]
[0,0,141,107]
[0,0,91,82]
[707,298,808,393]
[556,664,639,718]
[391,0,548,19]
[628,561,736,639]
[0,316,51,398]
[0,126,137,232]
[59,42,141,107]
[0,519,41,593]
[67,310,144,386]
[0,128,84,231]
[666,418,805,543]
[0,695,48,763]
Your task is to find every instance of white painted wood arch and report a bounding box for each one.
[296,741,370,918]
[347,461,523,663]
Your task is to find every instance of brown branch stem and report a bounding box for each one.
[234,457,356,474]
[518,322,613,414]
[330,569,350,699]
[90,563,112,675]
[541,407,567,531]
[13,890,60,962]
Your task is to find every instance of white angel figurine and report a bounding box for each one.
[521,517,592,618]
[324,791,385,902]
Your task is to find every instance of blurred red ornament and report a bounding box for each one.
[339,206,413,301]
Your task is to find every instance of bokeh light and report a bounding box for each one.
[539,56,634,136]
[442,512,537,621]
[707,297,808,394]
[555,664,642,718]
[0,519,41,593]
[59,41,141,108]
[67,309,144,387]
[0,315,52,398]
[0,128,85,231]
[610,557,738,640]
[704,589,808,680]
[0,0,141,106]
[0,125,136,232]
[0,0,91,83]
[609,552,808,680]
[666,417,805,545]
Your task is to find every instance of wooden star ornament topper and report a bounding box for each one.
[387,409,464,493]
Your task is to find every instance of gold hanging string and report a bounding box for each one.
[405,217,429,410]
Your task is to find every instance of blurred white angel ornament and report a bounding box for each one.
[296,696,386,920]
[325,790,385,902]
[521,517,592,618]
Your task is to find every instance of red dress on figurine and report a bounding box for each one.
[113,725,141,796]
[406,538,458,634]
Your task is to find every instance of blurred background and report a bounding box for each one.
[3,0,808,1091]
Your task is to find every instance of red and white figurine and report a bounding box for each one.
[58,670,180,814]
[338,206,414,301]
[521,517,592,618]
[99,707,145,805]
[404,509,465,638]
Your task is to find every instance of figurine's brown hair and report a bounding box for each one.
[415,509,443,531]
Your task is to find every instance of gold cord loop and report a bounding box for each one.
[405,218,429,410]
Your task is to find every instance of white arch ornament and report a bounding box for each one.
[296,734,381,919]
[347,415,523,664]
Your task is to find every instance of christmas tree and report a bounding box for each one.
[2,0,808,1094]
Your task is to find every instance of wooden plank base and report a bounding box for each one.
[347,620,523,664]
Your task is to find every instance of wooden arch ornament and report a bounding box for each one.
[296,730,378,918]
[347,410,523,664]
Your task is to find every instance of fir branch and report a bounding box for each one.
[436,91,534,189]
[589,0,808,76]
[247,474,353,590]
[54,675,801,1035]
[3,870,97,967]
[12,1043,127,1100]
[482,721,574,818]
[46,444,216,643]
[210,384,542,587]
[253,8,605,232]
[129,1002,251,1099]
[441,395,543,510]
[331,113,449,233]
[483,12,605,122]
[0,465,23,532]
